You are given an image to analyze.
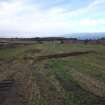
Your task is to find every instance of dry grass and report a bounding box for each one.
[72,71,105,98]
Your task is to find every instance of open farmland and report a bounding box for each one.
[0,42,105,105]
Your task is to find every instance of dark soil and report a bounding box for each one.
[0,61,32,105]
[0,79,24,105]
[35,51,96,61]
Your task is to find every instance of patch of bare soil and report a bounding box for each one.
[0,79,26,105]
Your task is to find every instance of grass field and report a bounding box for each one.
[0,43,105,105]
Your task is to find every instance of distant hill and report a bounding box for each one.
[0,31,105,40]
[65,32,105,39]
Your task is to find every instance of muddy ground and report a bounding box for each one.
[0,60,32,105]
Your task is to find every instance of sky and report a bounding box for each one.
[0,0,105,37]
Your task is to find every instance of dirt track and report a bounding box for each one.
[0,61,32,105]
[0,51,99,105]
[0,80,25,105]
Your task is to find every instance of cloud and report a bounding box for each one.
[62,0,105,17]
[79,19,105,26]
[0,0,105,37]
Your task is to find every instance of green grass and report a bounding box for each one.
[0,44,39,59]
[47,59,104,105]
